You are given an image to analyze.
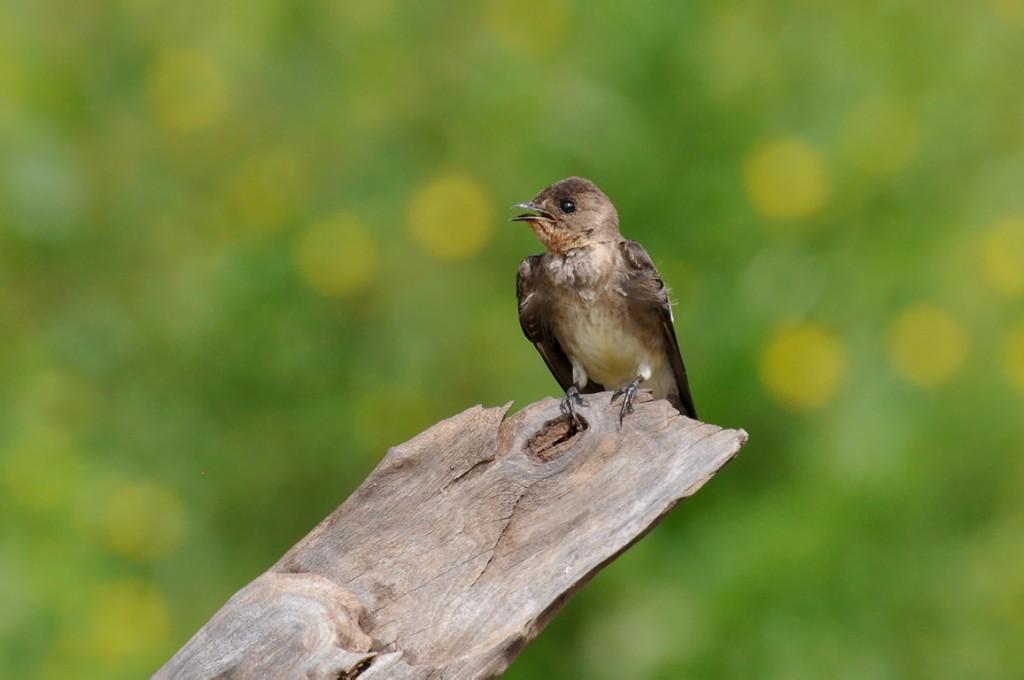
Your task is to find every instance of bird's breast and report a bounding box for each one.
[553,291,666,391]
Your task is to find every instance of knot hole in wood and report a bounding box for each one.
[524,415,586,462]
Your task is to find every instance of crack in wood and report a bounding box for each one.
[337,655,373,679]
[469,483,530,588]
[369,549,493,618]
[441,454,497,493]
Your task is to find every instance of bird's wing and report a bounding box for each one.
[618,240,698,419]
[517,255,603,395]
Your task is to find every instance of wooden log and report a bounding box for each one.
[155,392,747,679]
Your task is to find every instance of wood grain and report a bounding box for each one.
[156,393,747,679]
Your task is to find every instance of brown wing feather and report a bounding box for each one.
[517,255,604,395]
[618,240,698,419]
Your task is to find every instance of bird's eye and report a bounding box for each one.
[559,199,576,214]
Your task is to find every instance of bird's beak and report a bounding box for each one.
[509,201,553,223]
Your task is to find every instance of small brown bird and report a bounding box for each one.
[512,177,697,427]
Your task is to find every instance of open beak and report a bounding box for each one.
[509,201,554,223]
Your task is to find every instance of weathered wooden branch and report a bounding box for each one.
[155,393,747,679]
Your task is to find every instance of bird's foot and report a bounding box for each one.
[611,377,643,427]
[560,386,589,433]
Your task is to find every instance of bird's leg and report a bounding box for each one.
[560,386,589,432]
[611,376,644,427]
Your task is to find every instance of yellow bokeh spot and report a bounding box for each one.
[147,50,229,132]
[295,211,378,297]
[760,322,846,410]
[1002,322,1024,393]
[408,174,495,261]
[90,578,171,663]
[227,148,309,233]
[2,425,80,510]
[485,0,572,57]
[840,95,919,177]
[887,303,970,388]
[981,216,1024,296]
[744,138,830,222]
[97,480,187,561]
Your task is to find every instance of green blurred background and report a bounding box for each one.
[2,0,1023,677]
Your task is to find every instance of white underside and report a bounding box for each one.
[560,306,674,398]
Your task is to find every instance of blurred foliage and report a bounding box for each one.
[1,0,1023,677]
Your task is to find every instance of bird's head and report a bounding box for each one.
[511,177,620,254]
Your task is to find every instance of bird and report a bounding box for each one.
[511,176,697,428]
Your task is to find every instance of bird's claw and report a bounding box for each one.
[611,378,642,427]
[560,386,589,433]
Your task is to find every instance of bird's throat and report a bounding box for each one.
[530,221,583,255]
